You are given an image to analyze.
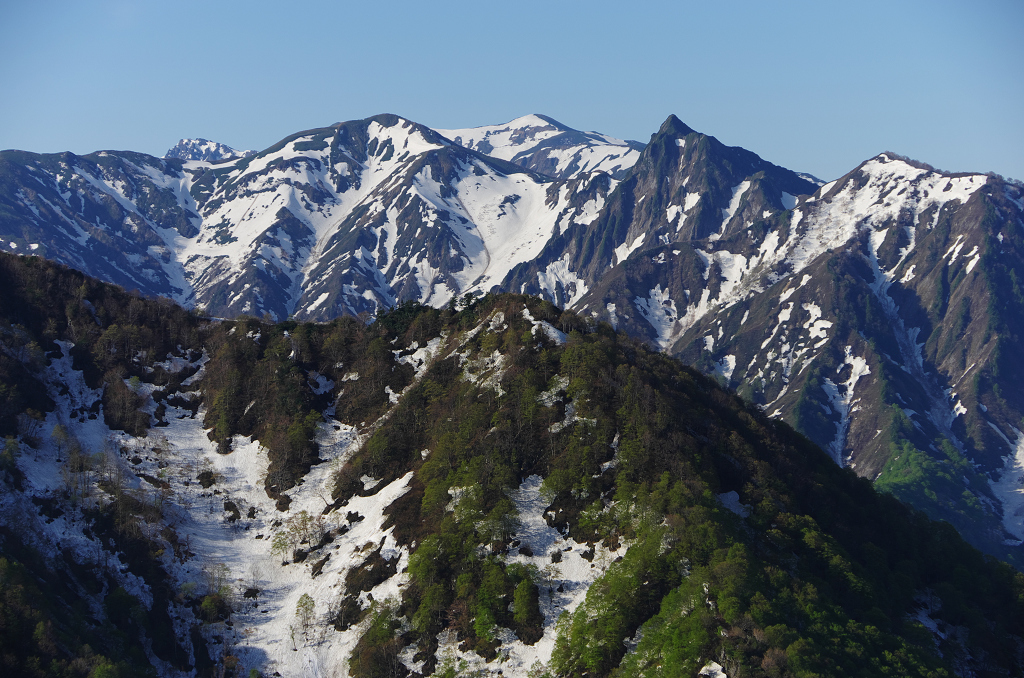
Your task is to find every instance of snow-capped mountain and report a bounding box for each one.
[520,119,1023,558]
[2,111,1024,564]
[666,156,1024,554]
[504,115,820,316]
[0,114,613,320]
[436,114,645,180]
[165,138,255,163]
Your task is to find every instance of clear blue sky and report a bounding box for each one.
[1,0,1021,182]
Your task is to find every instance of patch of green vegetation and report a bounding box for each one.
[0,535,159,677]
[873,408,1008,565]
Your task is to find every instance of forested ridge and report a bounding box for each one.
[328,294,1024,677]
[1,251,1023,677]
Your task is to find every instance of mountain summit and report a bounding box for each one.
[436,114,645,179]
[164,137,255,162]
[0,114,617,321]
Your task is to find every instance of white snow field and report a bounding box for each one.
[4,340,421,676]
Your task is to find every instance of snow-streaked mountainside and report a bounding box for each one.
[668,155,1024,519]
[165,138,256,163]
[4,332,622,678]
[435,114,645,180]
[560,133,1024,560]
[510,117,1024,560]
[503,115,822,320]
[2,111,1024,566]
[2,265,1022,678]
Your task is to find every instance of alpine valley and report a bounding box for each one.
[1,113,1024,677]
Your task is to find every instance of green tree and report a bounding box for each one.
[296,593,315,638]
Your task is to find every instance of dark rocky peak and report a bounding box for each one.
[655,113,696,137]
[621,115,817,242]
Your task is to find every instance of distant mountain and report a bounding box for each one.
[1,257,1022,677]
[436,114,645,180]
[164,138,255,162]
[504,115,820,315]
[0,115,612,321]
[667,154,1024,560]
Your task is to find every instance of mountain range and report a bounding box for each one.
[1,256,1023,677]
[1,112,1023,567]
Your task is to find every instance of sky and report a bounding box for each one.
[1,0,1021,182]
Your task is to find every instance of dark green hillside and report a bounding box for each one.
[327,294,1024,677]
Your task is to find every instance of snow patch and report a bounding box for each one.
[713,355,736,382]
[614,234,645,265]
[718,491,749,518]
[633,285,679,348]
[701,661,729,678]
[990,427,1024,542]
[537,254,588,309]
[522,306,567,345]
[715,181,751,240]
[820,346,871,465]
[802,302,832,341]
[684,192,701,212]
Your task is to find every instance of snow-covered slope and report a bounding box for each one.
[660,154,1024,559]
[0,338,399,676]
[668,154,994,456]
[0,299,636,677]
[480,116,1024,563]
[436,114,645,180]
[505,114,820,322]
[0,113,637,321]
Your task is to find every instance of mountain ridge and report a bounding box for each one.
[436,113,646,180]
[1,111,1023,571]
[1,253,1023,677]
